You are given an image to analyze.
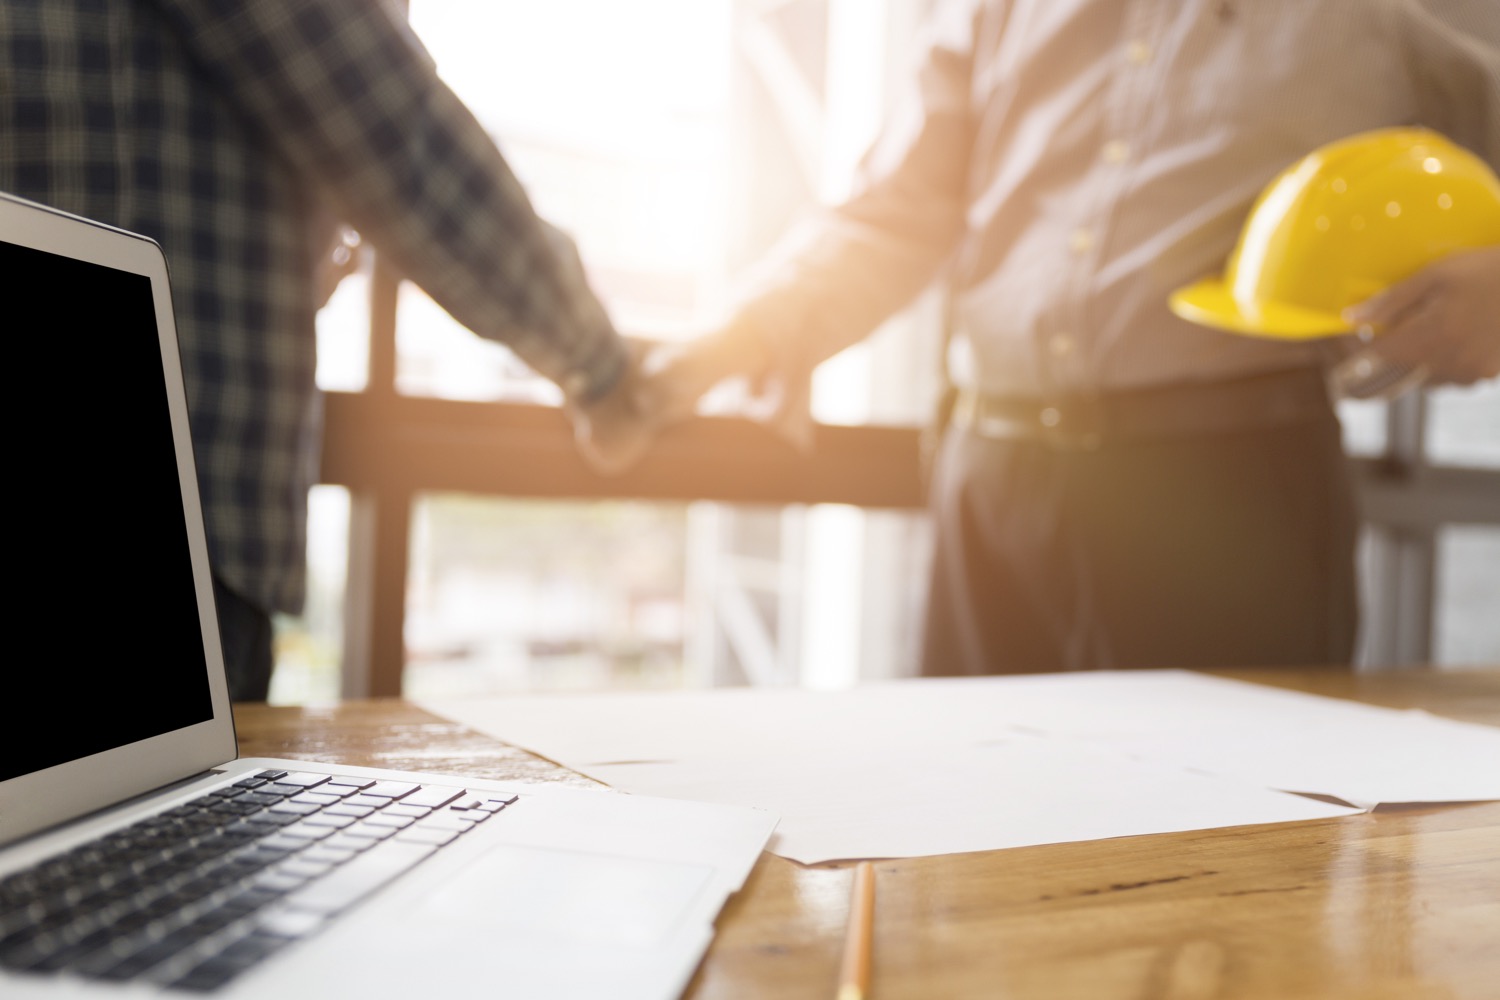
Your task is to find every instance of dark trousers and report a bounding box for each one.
[919,402,1359,675]
[214,577,275,701]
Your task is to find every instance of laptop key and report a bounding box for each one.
[340,823,398,842]
[72,907,217,982]
[252,872,308,894]
[0,932,62,972]
[275,771,333,789]
[95,933,196,980]
[321,832,378,854]
[324,775,377,790]
[278,839,436,916]
[239,791,285,807]
[167,956,246,992]
[298,845,358,866]
[169,931,292,996]
[278,821,337,842]
[290,791,343,807]
[257,833,314,853]
[360,781,421,800]
[258,906,325,937]
[393,826,460,847]
[262,782,313,797]
[413,812,472,833]
[276,859,335,880]
[217,886,286,918]
[341,793,394,809]
[402,785,467,809]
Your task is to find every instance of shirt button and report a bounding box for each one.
[1069,229,1094,255]
[1039,406,1062,428]
[1102,140,1130,165]
[1126,40,1152,65]
[1049,333,1075,358]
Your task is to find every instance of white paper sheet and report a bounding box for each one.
[947,671,1500,807]
[572,737,1359,863]
[418,671,1499,864]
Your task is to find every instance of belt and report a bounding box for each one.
[951,367,1332,450]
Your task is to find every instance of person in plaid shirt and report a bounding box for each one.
[0,0,649,700]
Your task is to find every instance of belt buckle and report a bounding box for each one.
[1038,396,1105,451]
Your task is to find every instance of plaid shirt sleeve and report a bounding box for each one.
[148,0,627,403]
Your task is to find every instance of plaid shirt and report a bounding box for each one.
[0,0,628,616]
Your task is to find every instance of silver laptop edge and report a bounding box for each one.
[0,191,237,846]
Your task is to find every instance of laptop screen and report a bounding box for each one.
[1,238,213,782]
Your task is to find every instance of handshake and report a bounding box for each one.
[565,318,809,476]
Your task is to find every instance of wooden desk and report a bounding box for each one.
[234,668,1500,1000]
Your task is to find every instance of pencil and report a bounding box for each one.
[837,861,876,1000]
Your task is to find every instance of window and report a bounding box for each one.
[270,1,1497,703]
[268,0,939,702]
[1344,386,1500,669]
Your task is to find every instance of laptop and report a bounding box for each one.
[0,191,776,999]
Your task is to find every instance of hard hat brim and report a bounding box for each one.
[1169,278,1350,340]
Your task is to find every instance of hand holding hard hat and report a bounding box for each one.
[1339,242,1500,392]
[1170,128,1500,397]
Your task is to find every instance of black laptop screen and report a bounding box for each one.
[2,239,213,781]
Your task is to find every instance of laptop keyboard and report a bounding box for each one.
[0,769,517,992]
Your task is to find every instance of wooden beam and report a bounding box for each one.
[319,393,926,509]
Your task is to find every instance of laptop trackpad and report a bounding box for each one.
[404,844,713,949]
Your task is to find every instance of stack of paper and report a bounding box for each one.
[419,671,1500,864]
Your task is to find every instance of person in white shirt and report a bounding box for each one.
[621,0,1500,675]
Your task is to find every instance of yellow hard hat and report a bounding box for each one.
[1169,128,1500,339]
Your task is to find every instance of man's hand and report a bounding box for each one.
[634,321,774,423]
[567,321,773,476]
[1341,245,1500,389]
[634,320,814,452]
[567,341,661,477]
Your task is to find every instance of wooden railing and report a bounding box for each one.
[318,394,923,696]
[316,264,1499,694]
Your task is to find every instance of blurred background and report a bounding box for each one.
[271,0,1500,704]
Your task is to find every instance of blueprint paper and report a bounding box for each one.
[419,671,1498,863]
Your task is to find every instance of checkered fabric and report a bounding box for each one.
[0,0,627,615]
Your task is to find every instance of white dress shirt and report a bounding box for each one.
[734,0,1500,400]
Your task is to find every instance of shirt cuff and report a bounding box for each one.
[561,341,629,407]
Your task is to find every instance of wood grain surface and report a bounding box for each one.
[233,667,1500,1000]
